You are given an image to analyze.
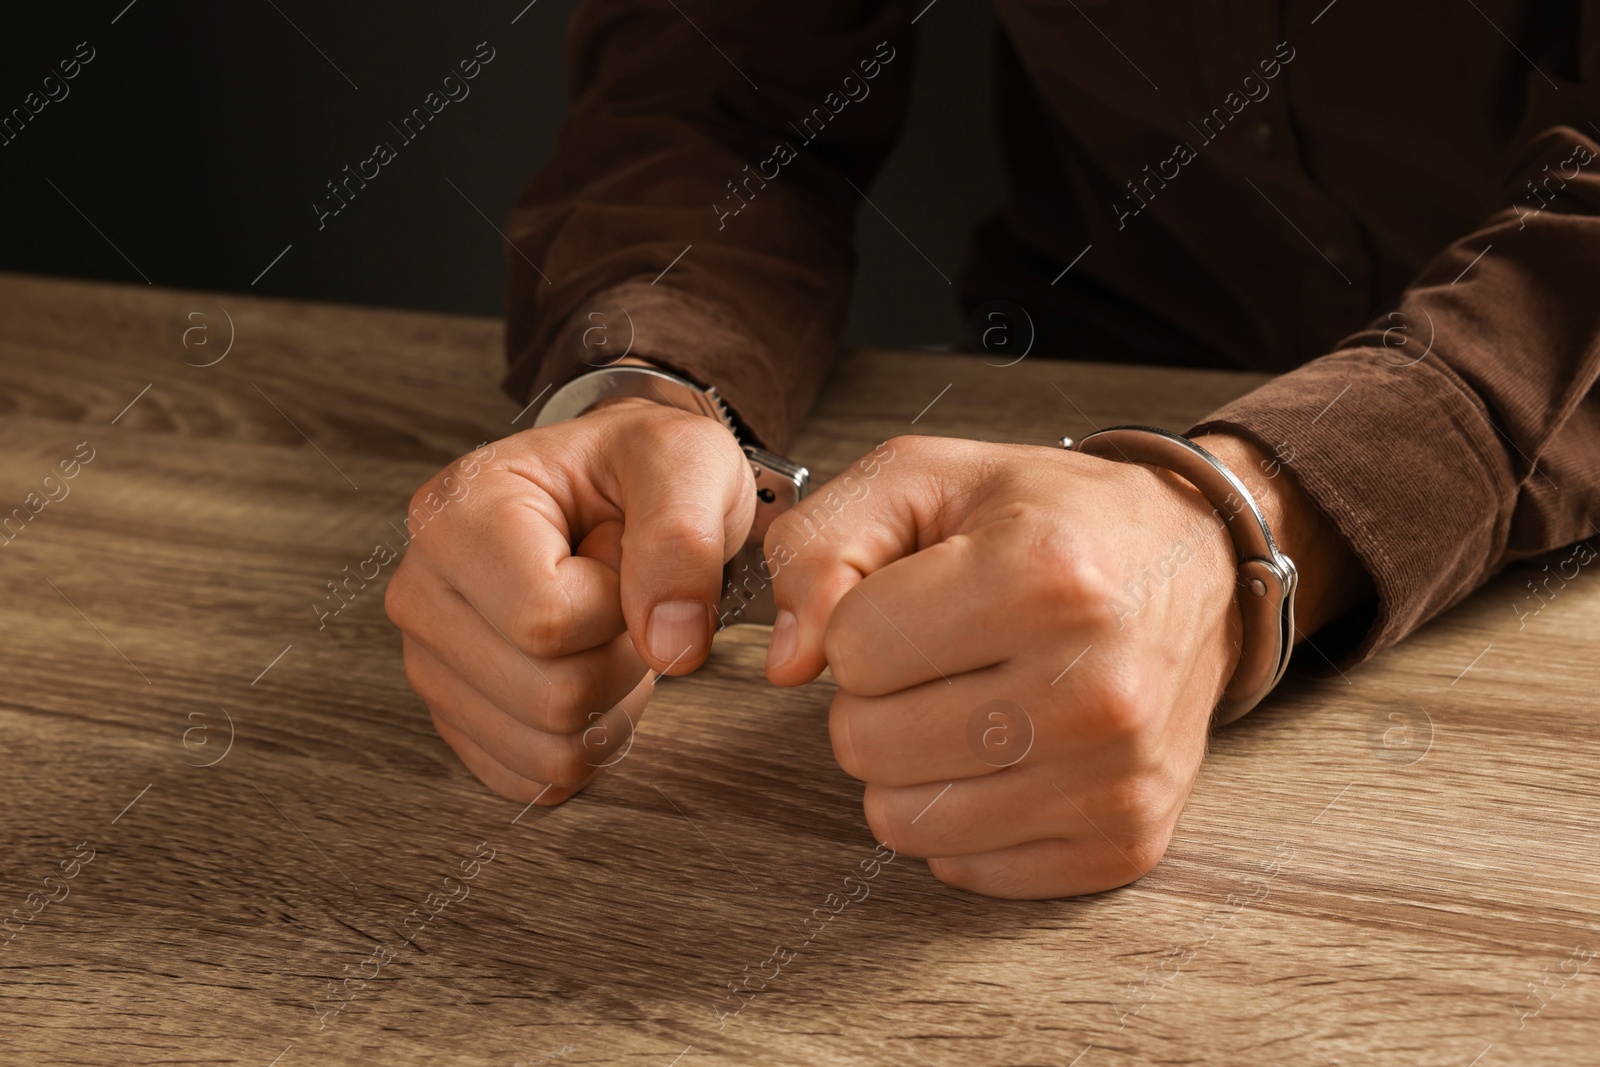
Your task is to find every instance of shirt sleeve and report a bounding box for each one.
[501,0,917,452]
[1190,110,1600,666]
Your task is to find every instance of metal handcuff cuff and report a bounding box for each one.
[531,364,809,629]
[1064,426,1298,723]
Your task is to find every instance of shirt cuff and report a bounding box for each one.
[503,279,791,452]
[1188,348,1516,669]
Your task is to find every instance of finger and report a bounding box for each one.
[862,762,1113,859]
[764,436,994,687]
[404,639,638,789]
[926,832,1169,899]
[431,711,583,806]
[602,411,754,675]
[575,667,655,772]
[392,562,647,734]
[415,470,628,657]
[829,663,1054,787]
[576,518,625,571]
[820,523,1036,696]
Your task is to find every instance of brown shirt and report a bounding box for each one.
[503,0,1600,666]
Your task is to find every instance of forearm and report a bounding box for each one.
[503,2,918,452]
[1188,128,1600,667]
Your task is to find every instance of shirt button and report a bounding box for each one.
[1252,121,1276,155]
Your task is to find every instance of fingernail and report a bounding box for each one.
[767,609,798,671]
[648,600,708,669]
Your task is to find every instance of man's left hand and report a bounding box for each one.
[763,433,1363,899]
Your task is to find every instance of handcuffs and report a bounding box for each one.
[1065,426,1298,723]
[532,366,1293,721]
[531,364,809,629]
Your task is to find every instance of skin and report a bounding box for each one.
[763,432,1369,898]
[387,381,1371,898]
[385,394,755,803]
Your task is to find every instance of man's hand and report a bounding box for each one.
[386,398,755,804]
[763,434,1367,899]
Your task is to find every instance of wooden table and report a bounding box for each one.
[1,273,1595,1067]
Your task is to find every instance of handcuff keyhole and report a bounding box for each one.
[757,488,776,504]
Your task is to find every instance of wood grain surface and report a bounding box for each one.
[1,273,1596,1067]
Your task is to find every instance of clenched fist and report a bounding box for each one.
[386,397,755,803]
[763,433,1364,899]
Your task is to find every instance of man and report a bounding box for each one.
[383,2,1600,898]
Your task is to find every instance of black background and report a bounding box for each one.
[0,0,1003,351]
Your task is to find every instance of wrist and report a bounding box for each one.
[1190,432,1373,640]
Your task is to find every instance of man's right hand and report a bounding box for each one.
[385,396,756,804]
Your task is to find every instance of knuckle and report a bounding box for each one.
[1089,773,1160,828]
[764,508,807,557]
[384,567,417,631]
[1036,542,1115,622]
[860,785,896,852]
[926,855,972,893]
[640,510,723,567]
[828,694,870,782]
[1119,823,1174,879]
[631,408,686,449]
[496,729,587,790]
[1082,671,1157,740]
[406,481,434,517]
[541,734,595,789]
[763,517,820,590]
[536,680,597,735]
[821,620,872,694]
[407,478,459,538]
[626,406,743,470]
[1084,775,1174,877]
[541,662,624,735]
[882,434,930,460]
[513,594,571,659]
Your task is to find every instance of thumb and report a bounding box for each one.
[765,437,971,686]
[605,410,755,674]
